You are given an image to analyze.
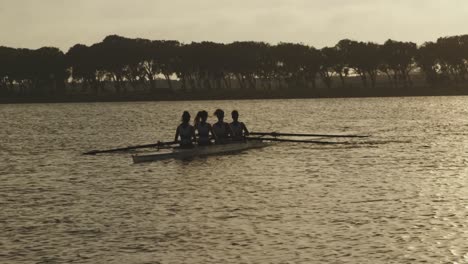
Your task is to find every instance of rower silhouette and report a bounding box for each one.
[212,109,233,144]
[174,111,196,148]
[230,110,249,141]
[194,110,215,146]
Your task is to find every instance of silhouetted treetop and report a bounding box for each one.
[2,34,468,98]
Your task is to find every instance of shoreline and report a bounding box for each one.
[1,86,468,104]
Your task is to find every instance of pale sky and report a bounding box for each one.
[1,0,467,51]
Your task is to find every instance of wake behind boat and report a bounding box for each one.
[132,140,269,163]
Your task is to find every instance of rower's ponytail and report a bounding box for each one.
[194,111,203,126]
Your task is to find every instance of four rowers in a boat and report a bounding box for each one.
[174,109,249,147]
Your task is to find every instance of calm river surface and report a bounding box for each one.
[1,97,467,264]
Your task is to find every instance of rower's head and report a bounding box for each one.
[200,110,208,122]
[231,110,239,121]
[214,109,224,121]
[181,111,191,123]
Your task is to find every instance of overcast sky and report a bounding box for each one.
[1,0,467,51]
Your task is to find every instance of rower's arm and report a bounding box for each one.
[174,127,180,142]
[226,123,234,137]
[191,127,197,142]
[209,125,218,141]
[242,122,250,135]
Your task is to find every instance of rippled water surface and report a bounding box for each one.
[1,97,467,263]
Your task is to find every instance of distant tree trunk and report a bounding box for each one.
[0,80,6,96]
[247,75,256,90]
[215,78,222,90]
[391,70,399,88]
[223,76,231,89]
[179,75,187,91]
[6,80,11,94]
[117,77,124,94]
[143,63,158,92]
[319,72,332,89]
[460,67,466,82]
[286,76,295,89]
[54,79,66,95]
[357,71,368,89]
[111,75,119,94]
[310,78,316,90]
[80,80,88,93]
[398,69,409,88]
[381,70,393,88]
[305,74,317,90]
[367,70,377,89]
[189,75,198,91]
[148,75,157,92]
[275,76,284,89]
[205,77,212,90]
[235,74,245,89]
[88,79,94,94]
[338,73,345,88]
[196,75,203,90]
[260,77,269,90]
[164,74,173,90]
[404,71,413,87]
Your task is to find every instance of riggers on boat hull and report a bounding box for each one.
[132,141,269,163]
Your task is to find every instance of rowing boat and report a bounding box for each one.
[132,140,269,163]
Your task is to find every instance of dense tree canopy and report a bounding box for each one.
[0,46,66,95]
[1,34,468,97]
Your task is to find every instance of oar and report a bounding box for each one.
[83,141,177,155]
[250,132,369,138]
[246,137,349,145]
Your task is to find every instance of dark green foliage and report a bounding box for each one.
[2,34,468,97]
[0,46,65,96]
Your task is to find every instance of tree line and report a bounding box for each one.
[1,34,468,97]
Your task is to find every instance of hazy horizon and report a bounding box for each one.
[1,0,468,51]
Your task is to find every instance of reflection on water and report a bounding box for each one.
[1,97,467,263]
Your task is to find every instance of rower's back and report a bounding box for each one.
[230,121,246,141]
[195,111,212,146]
[175,111,195,148]
[230,110,249,141]
[212,121,230,143]
[212,109,231,144]
[177,123,194,146]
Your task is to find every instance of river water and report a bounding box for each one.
[1,97,467,264]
